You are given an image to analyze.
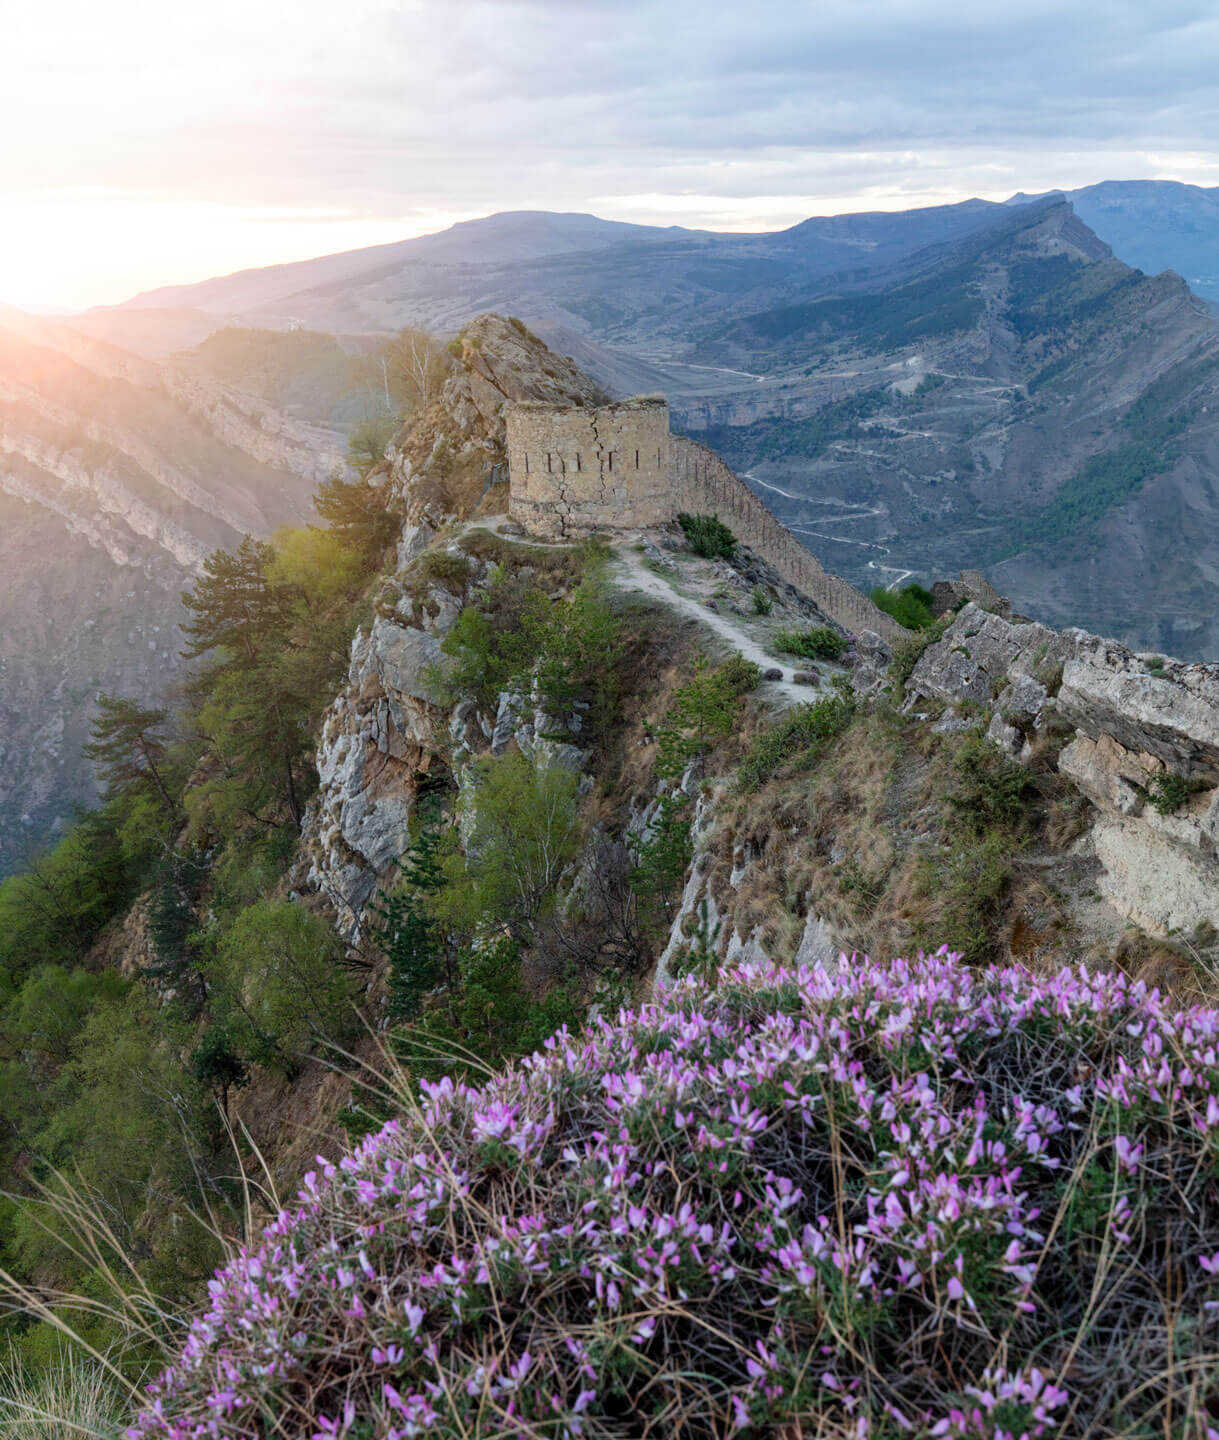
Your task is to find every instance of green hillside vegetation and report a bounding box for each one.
[0,463,769,1392]
[871,582,935,629]
[181,327,385,431]
[721,259,984,353]
[0,487,392,1375]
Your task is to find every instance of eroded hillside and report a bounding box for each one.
[690,200,1219,657]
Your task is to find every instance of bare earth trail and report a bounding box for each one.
[607,546,832,707]
[452,516,833,709]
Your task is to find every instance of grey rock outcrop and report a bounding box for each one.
[905,603,1069,712]
[1057,636,1219,780]
[302,615,456,938]
[1053,642,1219,934]
[442,314,607,447]
[906,601,1219,939]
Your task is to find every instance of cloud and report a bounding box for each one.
[5,0,1219,304]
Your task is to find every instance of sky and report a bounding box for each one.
[4,0,1219,310]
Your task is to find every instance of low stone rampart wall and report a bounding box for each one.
[671,436,904,643]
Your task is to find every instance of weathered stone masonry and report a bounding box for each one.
[507,397,673,535]
[507,397,904,643]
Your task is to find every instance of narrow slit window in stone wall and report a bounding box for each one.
[576,453,582,471]
[547,452,553,473]
[635,450,640,468]
[608,452,613,471]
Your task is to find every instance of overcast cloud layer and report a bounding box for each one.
[4,0,1219,306]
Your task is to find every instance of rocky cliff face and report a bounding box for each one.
[295,314,607,934]
[905,600,1219,938]
[295,320,1219,974]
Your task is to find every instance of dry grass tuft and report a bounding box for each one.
[0,1351,127,1439]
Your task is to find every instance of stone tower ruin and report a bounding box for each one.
[506,397,673,536]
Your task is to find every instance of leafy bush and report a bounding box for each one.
[750,585,774,615]
[416,548,473,593]
[920,831,1020,960]
[870,582,934,630]
[447,752,581,940]
[948,733,1034,833]
[127,952,1219,1439]
[739,690,855,789]
[393,934,578,1084]
[677,511,737,559]
[345,412,399,476]
[438,557,620,725]
[774,624,847,661]
[651,654,743,780]
[207,899,357,1071]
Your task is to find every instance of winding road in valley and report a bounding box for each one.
[743,471,914,590]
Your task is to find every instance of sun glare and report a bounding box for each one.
[0,191,468,313]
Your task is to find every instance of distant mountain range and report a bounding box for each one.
[1009,180,1219,307]
[65,179,1219,354]
[9,178,1219,864]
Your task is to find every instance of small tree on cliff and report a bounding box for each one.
[83,693,178,820]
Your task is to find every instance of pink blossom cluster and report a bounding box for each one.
[128,950,1219,1439]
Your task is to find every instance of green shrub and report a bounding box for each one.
[677,512,737,559]
[450,752,581,939]
[416,549,473,593]
[774,625,847,661]
[394,934,578,1083]
[208,899,357,1071]
[651,655,743,780]
[1146,771,1193,815]
[715,652,762,695]
[738,690,855,790]
[750,585,774,615]
[920,831,1019,960]
[948,734,1034,833]
[345,412,399,476]
[871,583,935,630]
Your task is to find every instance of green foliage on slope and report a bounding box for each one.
[870,582,935,630]
[0,472,398,1373]
[995,347,1219,559]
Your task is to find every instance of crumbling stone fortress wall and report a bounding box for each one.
[506,397,673,534]
[507,397,904,643]
[670,436,904,642]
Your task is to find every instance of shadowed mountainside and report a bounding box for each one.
[0,312,353,872]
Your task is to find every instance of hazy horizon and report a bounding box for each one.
[1,178,1210,318]
[5,1,1219,311]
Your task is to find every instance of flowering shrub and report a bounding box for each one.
[129,951,1219,1438]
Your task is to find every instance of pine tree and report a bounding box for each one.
[180,535,284,667]
[375,803,450,1022]
[82,693,176,817]
[313,473,398,558]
